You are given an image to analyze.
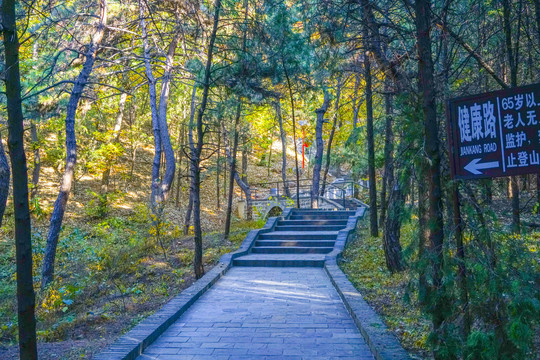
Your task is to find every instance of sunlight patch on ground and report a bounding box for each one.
[249,279,300,287]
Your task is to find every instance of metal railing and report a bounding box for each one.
[241,178,356,206]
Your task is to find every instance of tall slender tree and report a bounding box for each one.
[312,91,330,208]
[415,0,447,355]
[190,0,222,278]
[2,0,38,356]
[42,0,108,288]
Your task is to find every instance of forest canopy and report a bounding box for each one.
[1,0,539,359]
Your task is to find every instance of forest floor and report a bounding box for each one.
[340,224,432,360]
[0,143,306,359]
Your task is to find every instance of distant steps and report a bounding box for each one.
[233,209,355,267]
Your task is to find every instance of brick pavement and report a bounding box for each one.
[136,267,374,360]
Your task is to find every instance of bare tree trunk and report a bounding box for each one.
[451,182,471,337]
[535,0,540,49]
[240,139,251,218]
[380,88,392,227]
[383,177,405,272]
[154,34,178,207]
[352,73,361,129]
[282,59,300,207]
[503,0,521,233]
[191,0,221,278]
[224,0,249,232]
[364,50,378,236]
[537,175,540,205]
[267,137,273,177]
[381,86,404,273]
[224,101,256,232]
[224,105,240,238]
[321,77,342,197]
[274,101,291,197]
[140,0,161,212]
[175,123,185,207]
[311,91,330,208]
[417,172,428,305]
[223,122,253,221]
[216,130,221,210]
[30,121,40,199]
[0,134,10,227]
[42,0,108,289]
[185,83,197,234]
[415,0,447,352]
[2,0,38,356]
[100,92,128,210]
[140,1,178,213]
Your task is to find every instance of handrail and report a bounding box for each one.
[241,179,357,203]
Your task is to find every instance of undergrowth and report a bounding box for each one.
[340,223,432,360]
[0,203,261,357]
[341,217,539,360]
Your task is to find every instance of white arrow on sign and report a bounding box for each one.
[464,158,500,175]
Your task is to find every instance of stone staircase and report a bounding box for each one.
[233,209,355,267]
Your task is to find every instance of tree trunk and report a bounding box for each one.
[383,180,405,272]
[140,0,161,213]
[379,83,393,227]
[154,34,178,207]
[184,83,198,234]
[321,77,342,197]
[537,174,540,205]
[415,0,447,351]
[311,91,330,208]
[282,59,300,207]
[364,49,378,236]
[535,0,540,49]
[42,0,108,289]
[503,0,521,233]
[2,0,38,356]
[451,182,471,337]
[216,130,221,210]
[175,123,185,207]
[274,101,291,197]
[267,137,273,177]
[417,173,428,306]
[100,92,128,210]
[140,1,178,213]
[222,123,253,221]
[183,192,193,235]
[224,105,240,238]
[381,88,404,273]
[191,0,221,278]
[0,134,10,227]
[352,73,361,129]
[30,121,40,199]
[240,140,252,218]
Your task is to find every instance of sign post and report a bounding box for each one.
[447,83,540,179]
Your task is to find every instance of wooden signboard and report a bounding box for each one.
[447,83,540,179]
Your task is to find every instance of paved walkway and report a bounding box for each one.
[137,267,374,360]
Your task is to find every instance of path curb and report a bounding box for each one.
[93,217,279,360]
[324,207,412,360]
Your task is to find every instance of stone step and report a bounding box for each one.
[291,210,356,216]
[232,254,325,267]
[278,219,348,226]
[255,240,336,247]
[275,225,346,232]
[289,214,351,220]
[259,232,338,240]
[251,246,333,254]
